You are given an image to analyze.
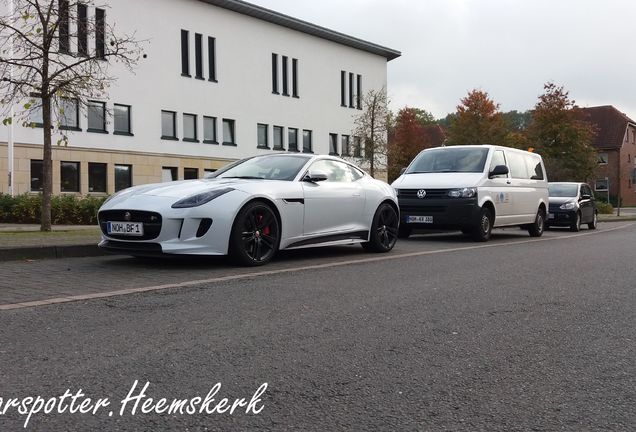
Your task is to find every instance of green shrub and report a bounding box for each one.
[596,201,613,214]
[0,193,107,224]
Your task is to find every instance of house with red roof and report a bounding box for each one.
[581,106,636,206]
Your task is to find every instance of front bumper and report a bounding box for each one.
[398,197,481,229]
[546,209,577,226]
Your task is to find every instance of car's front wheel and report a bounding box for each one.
[588,212,598,230]
[471,207,493,242]
[229,201,280,266]
[362,203,399,252]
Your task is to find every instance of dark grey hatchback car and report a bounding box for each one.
[547,182,598,231]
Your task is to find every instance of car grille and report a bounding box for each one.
[98,210,162,240]
[400,205,447,214]
[548,203,561,212]
[396,189,450,199]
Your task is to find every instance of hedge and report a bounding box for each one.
[0,194,107,225]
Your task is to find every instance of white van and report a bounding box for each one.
[391,145,549,241]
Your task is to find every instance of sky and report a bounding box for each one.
[248,0,636,121]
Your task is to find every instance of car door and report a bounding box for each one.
[481,149,513,224]
[301,159,366,235]
[579,184,594,223]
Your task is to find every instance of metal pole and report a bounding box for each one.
[7,0,15,196]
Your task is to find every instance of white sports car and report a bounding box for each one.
[98,153,399,265]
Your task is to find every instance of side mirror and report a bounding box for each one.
[399,167,407,176]
[580,194,591,201]
[303,170,328,182]
[489,165,509,178]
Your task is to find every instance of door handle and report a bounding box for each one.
[352,192,361,197]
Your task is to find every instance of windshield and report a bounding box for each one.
[548,183,578,197]
[214,155,311,181]
[406,147,489,174]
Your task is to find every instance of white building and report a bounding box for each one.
[0,0,400,195]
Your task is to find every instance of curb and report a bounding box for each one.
[0,244,111,262]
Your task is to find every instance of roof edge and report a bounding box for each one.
[198,0,401,61]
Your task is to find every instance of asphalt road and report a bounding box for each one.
[0,224,634,431]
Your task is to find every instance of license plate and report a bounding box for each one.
[548,213,555,219]
[406,215,433,224]
[107,221,144,236]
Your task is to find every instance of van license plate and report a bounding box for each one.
[107,221,144,236]
[407,216,433,224]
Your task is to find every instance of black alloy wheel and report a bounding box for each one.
[229,201,280,266]
[528,208,545,237]
[363,203,399,252]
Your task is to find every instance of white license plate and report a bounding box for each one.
[548,213,555,219]
[107,221,144,236]
[407,215,433,224]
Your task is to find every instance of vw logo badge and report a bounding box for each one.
[417,189,427,199]
[124,211,132,221]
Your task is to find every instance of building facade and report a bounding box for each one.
[0,0,400,196]
[583,106,636,206]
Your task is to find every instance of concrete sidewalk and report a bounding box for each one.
[1,213,636,262]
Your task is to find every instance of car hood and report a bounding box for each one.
[392,172,484,189]
[112,178,279,200]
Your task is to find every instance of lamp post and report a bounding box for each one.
[7,0,15,196]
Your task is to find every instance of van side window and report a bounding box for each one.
[507,152,529,179]
[526,156,544,180]
[489,150,507,177]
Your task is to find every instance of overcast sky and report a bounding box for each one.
[249,0,636,121]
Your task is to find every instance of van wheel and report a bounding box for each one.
[528,208,545,237]
[570,211,581,232]
[588,212,598,230]
[471,207,493,242]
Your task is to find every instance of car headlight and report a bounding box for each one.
[559,201,577,210]
[448,187,477,198]
[171,187,234,208]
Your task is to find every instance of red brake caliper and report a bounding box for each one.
[257,214,270,236]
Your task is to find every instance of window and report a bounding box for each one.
[114,164,132,192]
[61,161,80,192]
[595,178,608,191]
[489,150,507,174]
[273,126,284,150]
[181,30,190,76]
[341,135,350,156]
[183,113,198,142]
[288,128,298,152]
[222,119,236,145]
[353,136,362,157]
[95,8,105,59]
[87,101,106,133]
[59,98,79,130]
[162,167,177,182]
[308,160,362,183]
[184,168,199,180]
[203,116,217,144]
[303,129,312,153]
[58,0,69,53]
[356,75,362,109]
[77,3,87,56]
[292,58,299,97]
[506,152,528,179]
[208,37,217,82]
[340,71,346,106]
[282,56,289,96]
[161,110,177,139]
[194,33,203,79]
[597,152,608,164]
[349,73,354,108]
[272,53,279,94]
[114,104,132,135]
[329,133,338,155]
[88,162,107,193]
[29,94,43,127]
[257,124,269,149]
[30,160,43,191]
[526,155,544,180]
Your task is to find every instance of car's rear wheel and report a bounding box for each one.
[570,211,581,232]
[471,207,493,242]
[528,208,546,237]
[362,203,399,252]
[229,201,280,266]
[588,212,598,230]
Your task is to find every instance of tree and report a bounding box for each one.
[353,87,390,178]
[527,83,597,181]
[0,0,143,231]
[387,107,445,182]
[445,89,508,146]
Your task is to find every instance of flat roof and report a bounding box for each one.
[199,0,401,61]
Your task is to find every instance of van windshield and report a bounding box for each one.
[406,147,489,174]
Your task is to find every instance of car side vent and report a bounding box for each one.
[196,218,213,238]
